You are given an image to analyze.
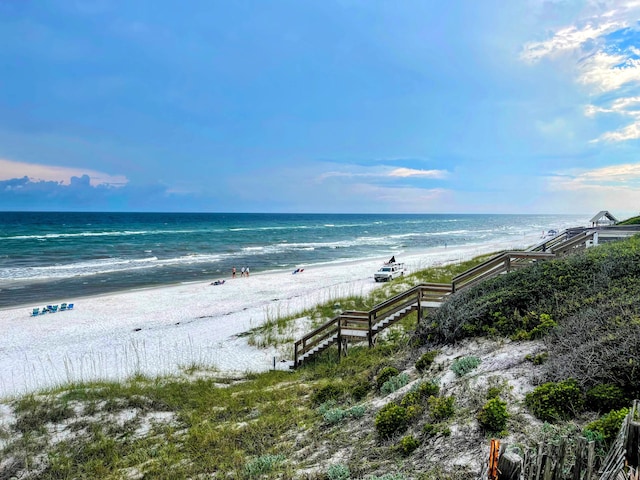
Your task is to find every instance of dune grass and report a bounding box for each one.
[0,252,500,479]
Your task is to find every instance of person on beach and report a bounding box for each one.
[241,266,245,277]
[245,266,250,277]
[232,267,236,278]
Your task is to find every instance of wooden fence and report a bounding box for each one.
[485,400,639,480]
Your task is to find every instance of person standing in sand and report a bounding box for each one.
[232,267,236,278]
[245,266,250,277]
[241,266,245,277]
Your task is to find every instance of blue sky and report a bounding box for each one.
[1,1,639,215]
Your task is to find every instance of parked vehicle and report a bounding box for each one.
[374,262,406,282]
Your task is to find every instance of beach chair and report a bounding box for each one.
[60,303,67,311]
[67,303,74,310]
[50,305,58,313]
[31,307,40,316]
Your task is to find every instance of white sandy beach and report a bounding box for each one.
[0,235,543,399]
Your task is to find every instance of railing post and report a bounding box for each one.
[505,256,511,273]
[294,342,299,368]
[416,287,422,327]
[337,316,342,362]
[368,312,373,348]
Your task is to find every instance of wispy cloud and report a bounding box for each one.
[387,167,448,178]
[0,158,128,186]
[545,161,640,214]
[521,21,621,63]
[521,3,640,143]
[549,161,640,190]
[319,166,449,181]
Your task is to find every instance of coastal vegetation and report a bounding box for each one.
[1,238,639,478]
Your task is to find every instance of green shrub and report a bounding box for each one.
[396,435,420,455]
[416,380,440,398]
[428,395,455,420]
[486,386,502,399]
[327,463,350,480]
[376,367,400,390]
[451,356,481,377]
[400,390,422,409]
[527,313,557,339]
[348,377,371,401]
[524,352,549,365]
[312,383,343,405]
[244,454,286,477]
[375,403,409,439]
[477,398,509,433]
[525,379,584,422]
[318,403,367,424]
[415,350,439,372]
[586,384,627,412]
[381,373,410,395]
[584,408,629,446]
[347,404,367,419]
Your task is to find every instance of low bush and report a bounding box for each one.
[318,402,367,424]
[381,373,410,395]
[525,379,584,422]
[312,383,343,405]
[428,395,455,421]
[376,367,400,390]
[415,350,439,372]
[416,380,440,398]
[244,454,286,477]
[375,403,410,439]
[400,390,422,409]
[327,464,351,480]
[396,435,420,456]
[585,384,627,412]
[584,407,629,447]
[348,377,371,401]
[477,398,509,434]
[524,352,549,365]
[451,356,481,377]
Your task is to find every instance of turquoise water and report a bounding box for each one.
[0,212,586,307]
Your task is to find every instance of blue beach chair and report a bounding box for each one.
[31,307,40,316]
[67,303,74,310]
[60,303,67,311]
[50,305,59,313]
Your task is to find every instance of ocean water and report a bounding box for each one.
[0,212,586,308]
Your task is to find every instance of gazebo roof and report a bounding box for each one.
[589,210,618,224]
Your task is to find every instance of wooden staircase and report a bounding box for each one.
[291,228,601,368]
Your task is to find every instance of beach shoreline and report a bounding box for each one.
[0,231,546,399]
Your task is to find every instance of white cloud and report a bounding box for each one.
[579,52,640,92]
[545,161,640,215]
[318,165,449,181]
[521,2,640,142]
[0,158,128,186]
[548,162,640,190]
[521,21,621,62]
[599,122,640,141]
[387,167,448,178]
